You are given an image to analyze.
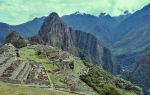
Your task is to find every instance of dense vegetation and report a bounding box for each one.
[80,61,142,95]
[122,54,150,95]
[5,31,27,48]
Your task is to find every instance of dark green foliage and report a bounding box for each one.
[80,62,142,95]
[12,39,27,48]
[5,31,27,48]
[28,35,43,44]
[5,31,22,44]
[123,63,150,94]
[37,51,42,55]
[80,64,121,95]
[69,61,74,70]
[16,52,20,57]
[82,60,93,68]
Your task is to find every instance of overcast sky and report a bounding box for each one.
[0,0,149,25]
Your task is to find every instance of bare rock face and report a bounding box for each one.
[38,12,118,74]
[39,12,75,54]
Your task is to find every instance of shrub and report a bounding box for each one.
[13,39,27,48]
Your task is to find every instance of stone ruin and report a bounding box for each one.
[0,44,50,86]
[25,62,50,86]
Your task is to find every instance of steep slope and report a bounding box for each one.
[37,12,118,74]
[123,54,150,95]
[111,4,150,68]
[13,17,45,37]
[0,23,11,44]
[39,13,76,54]
[113,4,150,54]
[0,17,44,44]
[62,13,120,45]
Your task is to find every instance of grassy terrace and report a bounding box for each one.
[19,47,49,63]
[0,82,78,95]
[43,63,61,87]
[19,47,61,87]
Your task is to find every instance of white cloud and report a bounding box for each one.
[0,0,149,25]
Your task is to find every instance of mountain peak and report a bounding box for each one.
[45,12,61,23]
[39,12,67,35]
[48,12,60,20]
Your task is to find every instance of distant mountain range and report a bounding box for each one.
[0,17,44,44]
[123,54,150,95]
[0,4,150,69]
[112,4,150,68]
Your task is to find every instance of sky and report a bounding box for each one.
[0,0,150,25]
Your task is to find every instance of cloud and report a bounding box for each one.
[0,0,149,25]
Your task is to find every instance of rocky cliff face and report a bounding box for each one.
[39,13,75,54]
[38,12,118,74]
[70,30,103,65]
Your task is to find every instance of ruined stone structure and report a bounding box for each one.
[0,44,50,86]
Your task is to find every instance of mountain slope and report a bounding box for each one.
[113,4,150,54]
[36,12,118,74]
[0,43,143,95]
[123,54,150,95]
[0,17,44,44]
[62,13,120,45]
[112,4,150,67]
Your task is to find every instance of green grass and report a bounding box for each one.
[0,82,77,95]
[19,47,49,63]
[72,60,86,77]
[43,63,61,86]
[19,47,61,88]
[49,73,62,86]
[43,63,58,71]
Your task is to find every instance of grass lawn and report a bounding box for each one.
[73,60,86,77]
[43,63,58,71]
[19,47,49,63]
[0,82,78,95]
[43,63,62,86]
